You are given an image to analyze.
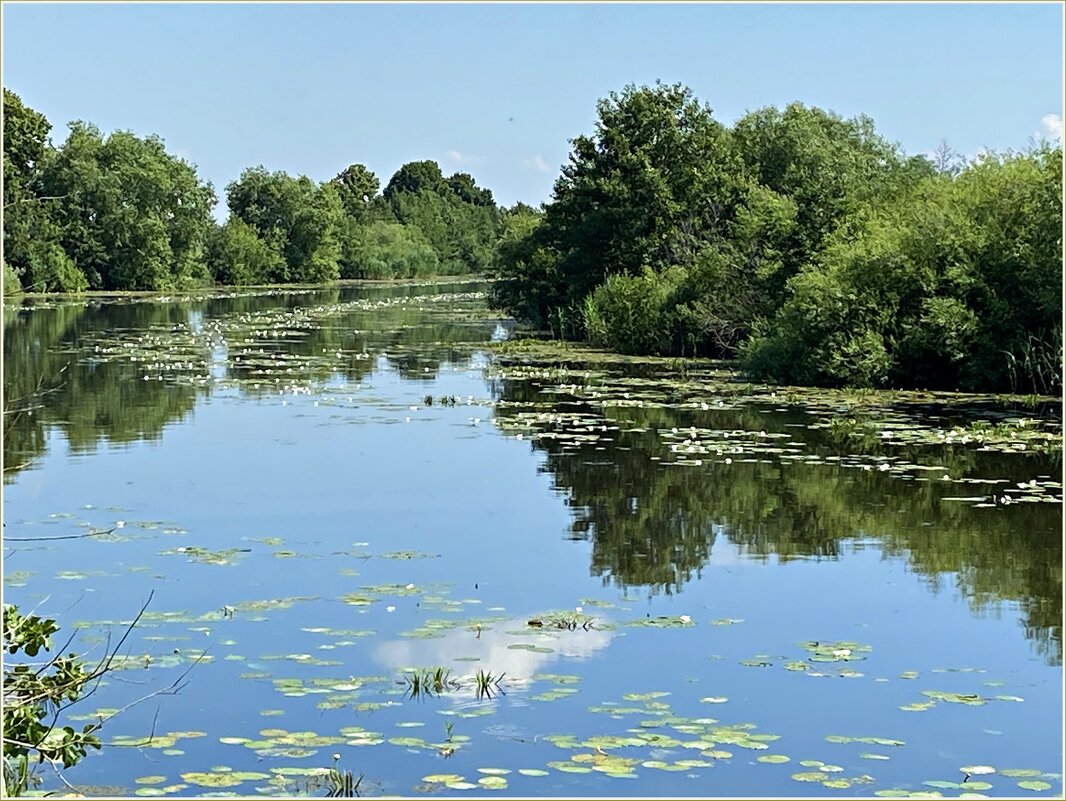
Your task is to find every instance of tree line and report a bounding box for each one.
[491,82,1062,395]
[2,89,506,295]
[4,84,1061,393]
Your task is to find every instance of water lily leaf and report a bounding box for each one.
[1000,769,1042,778]
[964,782,994,791]
[860,753,890,760]
[135,789,165,796]
[700,696,728,704]
[924,780,962,789]
[422,774,465,783]
[518,769,550,777]
[548,762,592,774]
[823,779,851,789]
[180,772,244,788]
[444,781,478,790]
[477,768,512,776]
[135,776,167,785]
[961,766,996,775]
[477,776,508,789]
[792,772,829,782]
[757,755,790,764]
[1017,781,1052,791]
[921,690,987,705]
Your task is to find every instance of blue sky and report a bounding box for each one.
[3,2,1063,216]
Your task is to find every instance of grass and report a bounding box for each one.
[402,667,458,700]
[473,669,505,700]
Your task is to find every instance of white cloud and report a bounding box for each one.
[374,616,614,682]
[445,149,481,166]
[523,154,551,173]
[1039,113,1063,142]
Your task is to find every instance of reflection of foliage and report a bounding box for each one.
[3,301,199,478]
[493,372,1062,662]
[3,282,499,479]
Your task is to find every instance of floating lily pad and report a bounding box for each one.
[792,771,830,782]
[134,776,167,785]
[180,772,244,788]
[518,769,550,777]
[757,755,790,764]
[1017,781,1052,791]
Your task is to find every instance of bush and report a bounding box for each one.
[583,269,682,355]
[340,221,439,279]
[206,218,285,286]
[3,262,23,295]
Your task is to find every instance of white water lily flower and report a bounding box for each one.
[386,605,396,613]
[833,648,852,658]
[405,583,416,590]
[679,615,692,623]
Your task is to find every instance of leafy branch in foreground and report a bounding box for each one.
[1,592,194,797]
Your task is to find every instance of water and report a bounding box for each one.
[3,280,1062,797]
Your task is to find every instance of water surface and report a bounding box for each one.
[3,281,1062,798]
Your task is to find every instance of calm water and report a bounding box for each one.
[2,281,1062,798]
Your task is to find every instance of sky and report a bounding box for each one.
[2,2,1063,217]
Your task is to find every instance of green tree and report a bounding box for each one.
[384,161,500,273]
[205,217,285,285]
[38,123,216,291]
[1,90,85,293]
[225,167,342,283]
[339,220,439,279]
[331,163,380,220]
[494,82,745,331]
[730,102,927,307]
[383,160,445,199]
[742,144,1062,393]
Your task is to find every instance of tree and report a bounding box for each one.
[384,162,500,274]
[742,144,1062,393]
[383,160,445,199]
[2,89,52,204]
[205,217,285,285]
[339,220,439,279]
[38,123,216,291]
[225,167,343,283]
[331,163,380,219]
[1,91,84,293]
[929,138,964,177]
[446,172,494,207]
[730,102,920,307]
[495,82,746,331]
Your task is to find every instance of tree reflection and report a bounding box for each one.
[3,282,497,479]
[492,374,1062,663]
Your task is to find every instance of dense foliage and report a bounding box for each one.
[2,90,503,295]
[4,83,1061,392]
[490,82,1062,394]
